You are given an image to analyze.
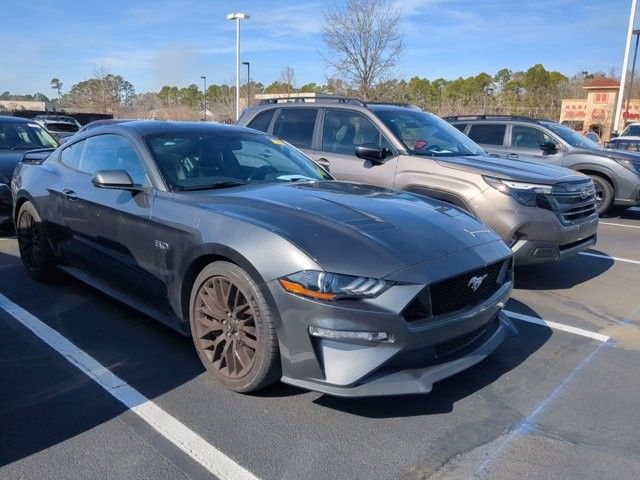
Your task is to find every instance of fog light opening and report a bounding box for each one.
[308,326,394,343]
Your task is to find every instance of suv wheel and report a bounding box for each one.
[189,261,280,393]
[589,175,614,216]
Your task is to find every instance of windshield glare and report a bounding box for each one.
[146,131,332,191]
[0,121,58,150]
[542,122,602,150]
[372,108,485,156]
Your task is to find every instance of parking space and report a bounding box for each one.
[1,219,639,480]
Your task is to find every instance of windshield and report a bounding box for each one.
[541,122,602,150]
[0,121,58,150]
[146,131,332,191]
[620,124,640,137]
[371,108,485,156]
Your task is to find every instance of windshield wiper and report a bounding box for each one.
[177,180,248,191]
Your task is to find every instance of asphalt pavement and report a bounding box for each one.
[1,209,639,480]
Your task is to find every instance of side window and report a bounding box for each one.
[79,134,147,185]
[467,124,506,146]
[511,125,553,149]
[453,123,468,133]
[60,140,85,170]
[322,110,392,154]
[247,109,275,133]
[272,109,318,149]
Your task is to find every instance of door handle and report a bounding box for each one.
[62,189,77,201]
[316,158,331,171]
[507,153,518,159]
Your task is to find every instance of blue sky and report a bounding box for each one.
[1,0,633,95]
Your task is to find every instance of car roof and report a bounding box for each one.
[0,115,32,124]
[107,120,259,136]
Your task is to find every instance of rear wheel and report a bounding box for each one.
[189,261,280,393]
[16,201,57,281]
[589,175,614,216]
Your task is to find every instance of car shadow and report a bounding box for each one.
[313,298,551,418]
[604,207,640,220]
[513,251,613,290]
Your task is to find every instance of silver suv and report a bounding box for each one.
[238,97,599,266]
[445,115,640,215]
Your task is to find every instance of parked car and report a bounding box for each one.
[36,119,80,142]
[33,114,81,128]
[0,115,57,226]
[12,121,516,397]
[584,131,601,144]
[605,137,640,152]
[238,98,598,266]
[57,119,133,145]
[445,115,640,215]
[618,122,640,139]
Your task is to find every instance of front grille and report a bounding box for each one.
[403,260,508,323]
[547,181,597,225]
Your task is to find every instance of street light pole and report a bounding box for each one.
[200,75,207,121]
[242,61,250,108]
[227,12,249,121]
[614,0,638,133]
[626,30,640,116]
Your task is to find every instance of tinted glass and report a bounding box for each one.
[247,109,275,133]
[272,109,317,149]
[78,134,147,184]
[0,121,58,150]
[467,124,506,146]
[60,140,84,170]
[620,124,640,136]
[511,125,553,148]
[453,123,467,132]
[146,131,331,191]
[322,110,392,154]
[372,107,485,156]
[541,121,602,149]
[46,123,79,133]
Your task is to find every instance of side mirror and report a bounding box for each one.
[539,141,558,154]
[354,143,390,165]
[92,169,140,191]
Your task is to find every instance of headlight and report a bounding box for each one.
[613,158,640,175]
[278,271,391,301]
[483,176,553,207]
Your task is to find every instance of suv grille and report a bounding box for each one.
[403,260,508,323]
[546,181,597,225]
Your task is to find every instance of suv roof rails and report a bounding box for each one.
[258,95,367,107]
[443,114,543,123]
[366,101,422,110]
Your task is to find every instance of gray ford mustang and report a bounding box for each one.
[12,121,516,397]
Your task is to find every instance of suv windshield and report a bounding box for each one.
[541,122,602,150]
[371,108,485,156]
[146,131,332,191]
[0,121,58,150]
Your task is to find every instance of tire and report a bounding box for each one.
[16,201,57,282]
[189,261,280,393]
[589,175,614,216]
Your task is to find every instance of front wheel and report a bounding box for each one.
[589,175,614,216]
[16,201,57,281]
[189,261,280,393]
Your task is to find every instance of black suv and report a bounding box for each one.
[446,115,640,215]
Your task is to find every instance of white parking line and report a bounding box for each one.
[579,251,640,266]
[599,221,640,229]
[0,293,260,480]
[504,310,610,342]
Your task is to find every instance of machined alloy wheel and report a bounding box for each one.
[190,261,280,392]
[16,201,56,281]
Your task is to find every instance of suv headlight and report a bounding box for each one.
[483,176,553,207]
[613,158,640,175]
[278,271,391,301]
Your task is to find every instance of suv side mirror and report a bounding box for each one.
[355,144,390,165]
[539,141,558,154]
[92,169,141,191]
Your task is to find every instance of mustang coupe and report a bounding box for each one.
[12,121,516,397]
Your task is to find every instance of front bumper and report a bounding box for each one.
[512,233,597,266]
[0,183,12,226]
[266,242,515,397]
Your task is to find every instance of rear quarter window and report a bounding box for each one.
[467,124,506,146]
[247,109,275,133]
[452,123,467,133]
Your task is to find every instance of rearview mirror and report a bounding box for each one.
[539,141,558,154]
[354,144,390,165]
[92,170,140,191]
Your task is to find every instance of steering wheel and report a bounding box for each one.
[248,165,278,181]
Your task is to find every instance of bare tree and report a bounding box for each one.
[321,0,404,100]
[280,66,296,94]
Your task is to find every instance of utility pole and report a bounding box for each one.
[614,0,638,133]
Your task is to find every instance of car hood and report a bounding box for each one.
[575,147,640,162]
[434,154,585,184]
[183,181,508,279]
[0,151,23,184]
